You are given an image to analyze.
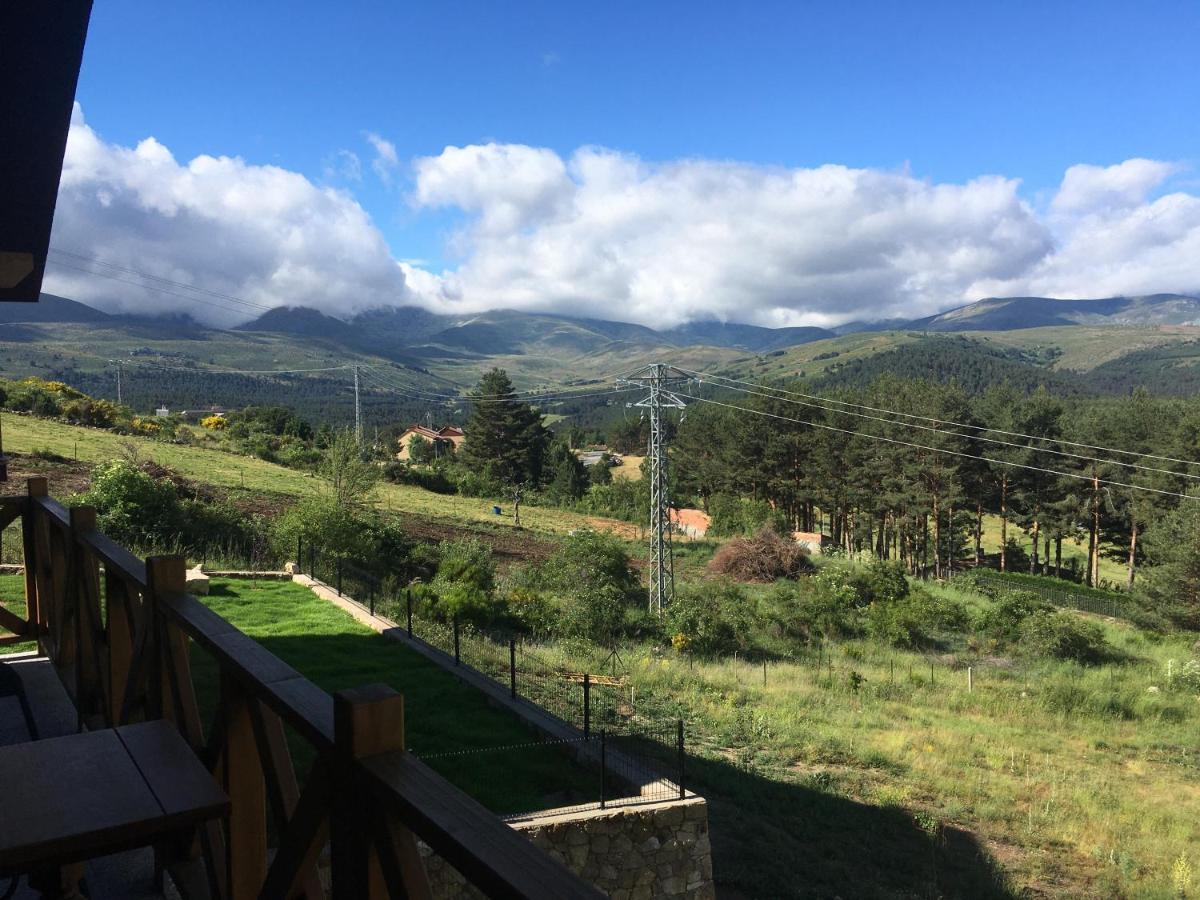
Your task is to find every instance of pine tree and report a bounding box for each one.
[461,368,548,486]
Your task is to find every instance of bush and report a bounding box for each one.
[975,591,1053,644]
[536,528,639,644]
[865,588,968,649]
[424,540,501,625]
[76,460,184,547]
[1019,610,1110,664]
[764,574,859,643]
[665,582,757,656]
[861,560,909,604]
[707,495,790,537]
[273,495,366,562]
[709,527,814,582]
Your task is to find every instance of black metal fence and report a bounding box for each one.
[294,541,647,740]
[413,722,687,819]
[969,570,1129,620]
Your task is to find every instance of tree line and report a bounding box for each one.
[671,375,1200,592]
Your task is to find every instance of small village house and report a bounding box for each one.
[396,423,465,460]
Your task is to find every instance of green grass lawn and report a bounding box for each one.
[198,579,595,815]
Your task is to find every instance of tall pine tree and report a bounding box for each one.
[461,369,548,486]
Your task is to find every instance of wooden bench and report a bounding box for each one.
[0,720,228,888]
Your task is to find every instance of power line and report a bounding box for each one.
[697,378,1200,482]
[361,366,635,405]
[46,258,269,320]
[689,393,1200,502]
[48,247,273,313]
[115,359,356,376]
[680,367,1200,470]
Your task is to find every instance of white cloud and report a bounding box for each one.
[46,105,411,326]
[975,160,1200,301]
[43,110,1200,330]
[364,132,399,184]
[1050,158,1177,215]
[407,144,1055,327]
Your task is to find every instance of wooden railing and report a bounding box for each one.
[0,477,602,900]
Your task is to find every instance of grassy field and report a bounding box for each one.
[2,413,618,536]
[521,584,1199,899]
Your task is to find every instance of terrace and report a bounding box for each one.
[0,476,601,898]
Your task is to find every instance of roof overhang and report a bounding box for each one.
[0,1,94,301]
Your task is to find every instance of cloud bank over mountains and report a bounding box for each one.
[47,106,1200,329]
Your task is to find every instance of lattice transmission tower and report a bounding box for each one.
[619,364,690,615]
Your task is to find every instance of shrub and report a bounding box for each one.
[975,591,1053,644]
[707,495,790,537]
[424,540,501,625]
[665,582,757,656]
[865,588,968,649]
[861,560,909,604]
[709,527,814,582]
[536,528,639,644]
[76,460,184,547]
[273,495,366,562]
[764,575,859,643]
[1019,610,1110,664]
[200,415,227,430]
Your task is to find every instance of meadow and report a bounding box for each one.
[525,580,1200,899]
[2,413,617,536]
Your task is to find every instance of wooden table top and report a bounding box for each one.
[0,720,229,872]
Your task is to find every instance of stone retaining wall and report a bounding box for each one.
[420,797,714,899]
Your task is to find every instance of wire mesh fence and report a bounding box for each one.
[294,541,665,751]
[412,723,686,819]
[970,570,1128,620]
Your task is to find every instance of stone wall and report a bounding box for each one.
[420,797,714,899]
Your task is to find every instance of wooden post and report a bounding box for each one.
[106,570,135,725]
[20,481,44,638]
[145,556,186,722]
[332,685,429,900]
[222,673,267,900]
[69,506,101,724]
[968,666,973,693]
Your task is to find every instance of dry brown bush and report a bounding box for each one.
[707,526,814,582]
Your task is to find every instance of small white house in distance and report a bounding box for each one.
[154,405,170,417]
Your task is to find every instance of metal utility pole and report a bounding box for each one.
[619,363,689,615]
[115,361,122,405]
[353,364,362,444]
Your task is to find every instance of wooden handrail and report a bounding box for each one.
[362,752,606,899]
[5,477,600,899]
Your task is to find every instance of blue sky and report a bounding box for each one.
[51,0,1200,327]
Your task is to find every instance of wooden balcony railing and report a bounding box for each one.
[0,477,603,900]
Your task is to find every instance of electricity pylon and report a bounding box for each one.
[353,365,362,444]
[619,364,689,615]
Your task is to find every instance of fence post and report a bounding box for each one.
[583,674,591,739]
[677,719,685,800]
[599,730,607,810]
[331,684,410,899]
[336,561,343,597]
[968,666,973,693]
[453,616,460,666]
[509,638,517,699]
[406,588,413,637]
